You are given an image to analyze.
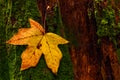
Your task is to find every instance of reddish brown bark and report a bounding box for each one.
[59,0,120,80]
[59,0,102,80]
[100,37,120,80]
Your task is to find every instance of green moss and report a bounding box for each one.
[95,5,120,38]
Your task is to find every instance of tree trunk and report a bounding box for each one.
[99,0,120,80]
[59,0,120,80]
[100,37,120,80]
[59,0,102,80]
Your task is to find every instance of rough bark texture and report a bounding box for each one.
[100,1,120,80]
[59,0,120,80]
[59,0,102,80]
[100,37,120,80]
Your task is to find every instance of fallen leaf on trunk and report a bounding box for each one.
[6,18,69,74]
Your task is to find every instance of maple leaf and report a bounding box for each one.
[6,18,69,74]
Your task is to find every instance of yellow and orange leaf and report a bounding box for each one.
[6,18,69,74]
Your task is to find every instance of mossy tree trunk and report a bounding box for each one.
[59,0,120,80]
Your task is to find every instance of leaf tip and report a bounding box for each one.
[66,40,69,44]
[29,18,45,33]
[20,68,23,71]
[29,18,33,22]
[6,40,9,44]
[6,40,11,44]
[63,39,69,44]
[20,65,28,71]
[52,69,58,75]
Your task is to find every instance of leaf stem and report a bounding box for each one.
[42,0,47,32]
[43,9,46,32]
